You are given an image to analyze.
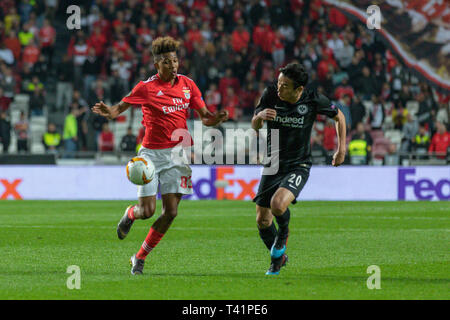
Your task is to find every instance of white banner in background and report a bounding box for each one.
[0,165,448,201]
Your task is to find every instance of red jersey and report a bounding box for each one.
[428,132,450,158]
[122,74,206,149]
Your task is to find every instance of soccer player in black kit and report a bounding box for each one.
[252,63,347,275]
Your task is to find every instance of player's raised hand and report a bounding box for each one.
[332,150,346,167]
[258,108,277,121]
[91,101,112,119]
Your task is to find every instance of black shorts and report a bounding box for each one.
[253,166,310,208]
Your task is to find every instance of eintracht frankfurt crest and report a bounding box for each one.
[297,104,308,115]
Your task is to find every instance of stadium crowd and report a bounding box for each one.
[0,0,448,164]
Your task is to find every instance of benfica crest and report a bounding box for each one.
[182,89,191,99]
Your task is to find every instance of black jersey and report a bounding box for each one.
[255,84,338,171]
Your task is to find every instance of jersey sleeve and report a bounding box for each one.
[189,80,206,110]
[122,81,149,105]
[254,86,275,115]
[315,93,339,118]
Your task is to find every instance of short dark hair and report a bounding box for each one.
[151,36,180,60]
[279,63,308,89]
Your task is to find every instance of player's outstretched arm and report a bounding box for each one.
[332,109,347,167]
[91,100,132,120]
[252,109,277,130]
[196,107,229,127]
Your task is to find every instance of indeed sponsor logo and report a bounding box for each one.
[275,115,304,127]
[398,168,450,200]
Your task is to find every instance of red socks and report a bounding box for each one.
[127,205,136,220]
[136,227,164,260]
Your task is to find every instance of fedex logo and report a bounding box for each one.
[185,167,259,200]
[398,168,450,201]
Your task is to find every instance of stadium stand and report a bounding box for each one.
[0,0,448,165]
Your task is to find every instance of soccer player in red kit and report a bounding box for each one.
[91,37,228,275]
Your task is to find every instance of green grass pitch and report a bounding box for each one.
[0,200,448,300]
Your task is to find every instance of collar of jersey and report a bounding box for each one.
[156,73,179,86]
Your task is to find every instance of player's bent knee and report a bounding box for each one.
[256,215,273,228]
[270,198,288,216]
[142,204,156,219]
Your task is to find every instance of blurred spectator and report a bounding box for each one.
[327,31,344,54]
[311,134,328,165]
[222,86,240,121]
[384,143,399,165]
[56,54,74,111]
[18,22,34,47]
[3,30,21,63]
[0,67,16,100]
[391,102,408,130]
[72,36,89,89]
[14,111,29,153]
[88,78,108,107]
[331,65,349,87]
[72,98,89,151]
[0,43,14,65]
[87,25,108,58]
[25,75,44,95]
[241,81,258,117]
[401,114,419,153]
[63,107,78,158]
[323,119,336,151]
[219,68,240,98]
[349,95,365,130]
[0,87,12,112]
[98,122,114,152]
[38,18,56,69]
[42,122,61,154]
[110,57,132,93]
[412,124,430,156]
[32,55,48,83]
[4,7,20,35]
[231,18,250,53]
[334,77,354,100]
[22,39,40,67]
[356,66,378,99]
[348,122,373,165]
[109,69,127,105]
[436,103,448,126]
[368,95,385,130]
[429,122,449,159]
[120,126,137,152]
[185,23,203,55]
[29,87,45,117]
[205,83,221,114]
[0,110,11,153]
[317,51,337,82]
[83,47,101,98]
[337,95,352,132]
[45,0,58,21]
[272,30,285,68]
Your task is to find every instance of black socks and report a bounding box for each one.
[275,208,290,232]
[258,222,277,251]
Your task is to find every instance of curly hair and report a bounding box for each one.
[151,36,180,61]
